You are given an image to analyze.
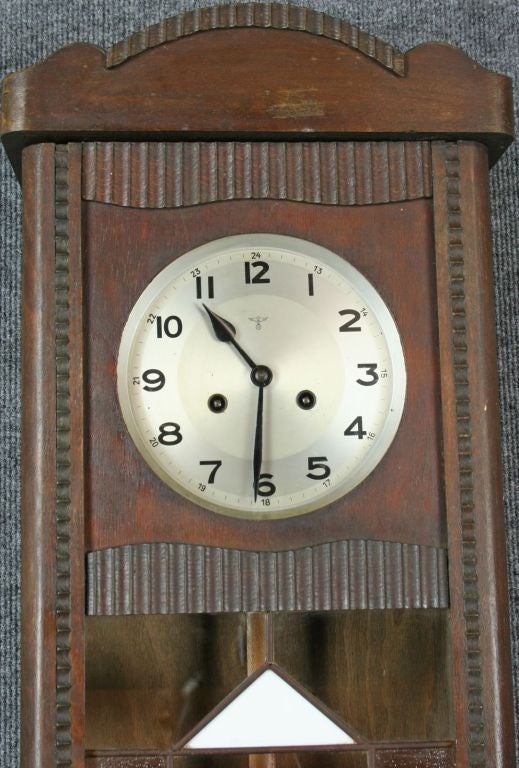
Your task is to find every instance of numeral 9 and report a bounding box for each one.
[142,369,165,392]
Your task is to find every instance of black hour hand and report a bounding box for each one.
[202,303,257,370]
[202,303,236,341]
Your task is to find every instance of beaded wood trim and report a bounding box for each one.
[55,145,73,766]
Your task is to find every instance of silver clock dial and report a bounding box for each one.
[117,234,406,520]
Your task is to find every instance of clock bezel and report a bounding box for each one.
[116,233,407,520]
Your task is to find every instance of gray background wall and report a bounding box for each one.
[0,1,517,765]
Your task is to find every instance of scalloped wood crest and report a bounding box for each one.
[0,1,514,178]
[106,3,406,74]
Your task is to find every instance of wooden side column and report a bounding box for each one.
[58,143,86,768]
[21,143,58,768]
[21,144,56,768]
[20,142,86,768]
[433,141,514,768]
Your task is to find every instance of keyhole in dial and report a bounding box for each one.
[208,393,228,413]
[296,390,316,410]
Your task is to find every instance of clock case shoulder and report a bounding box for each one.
[0,1,514,179]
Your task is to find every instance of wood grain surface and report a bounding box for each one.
[86,541,449,615]
[20,144,57,768]
[84,611,452,750]
[432,142,515,768]
[374,747,454,767]
[1,5,513,175]
[105,4,405,73]
[18,136,514,765]
[84,195,443,552]
[8,6,514,759]
[81,141,432,208]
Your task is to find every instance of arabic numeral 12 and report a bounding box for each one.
[245,261,270,284]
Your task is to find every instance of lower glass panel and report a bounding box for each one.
[85,614,248,749]
[272,611,453,742]
[85,611,453,751]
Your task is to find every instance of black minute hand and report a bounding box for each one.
[253,384,264,502]
[202,302,273,503]
[202,303,257,370]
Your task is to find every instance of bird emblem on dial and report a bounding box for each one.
[249,315,269,330]
[117,234,406,519]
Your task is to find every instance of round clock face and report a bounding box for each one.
[117,234,406,520]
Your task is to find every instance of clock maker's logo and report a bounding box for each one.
[249,316,269,331]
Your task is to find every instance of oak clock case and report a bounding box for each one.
[0,5,515,768]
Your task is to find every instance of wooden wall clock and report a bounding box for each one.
[0,4,515,767]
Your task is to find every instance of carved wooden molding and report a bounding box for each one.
[375,746,454,767]
[440,144,485,768]
[85,758,166,768]
[55,145,73,767]
[82,141,432,209]
[86,540,449,615]
[1,9,513,177]
[106,3,405,74]
[432,142,503,767]
[85,745,454,766]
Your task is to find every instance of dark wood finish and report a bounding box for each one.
[86,610,452,760]
[457,145,514,768]
[275,754,368,768]
[105,4,405,73]
[172,760,248,768]
[374,748,454,767]
[84,609,452,755]
[20,143,87,768]
[246,616,276,768]
[85,759,168,768]
[85,196,443,552]
[81,141,432,208]
[3,6,515,766]
[20,144,57,768]
[249,755,277,768]
[86,541,449,615]
[84,750,457,767]
[55,143,87,768]
[1,5,513,176]
[246,613,272,675]
[432,141,515,768]
[85,758,250,767]
[85,615,247,750]
[272,611,453,743]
